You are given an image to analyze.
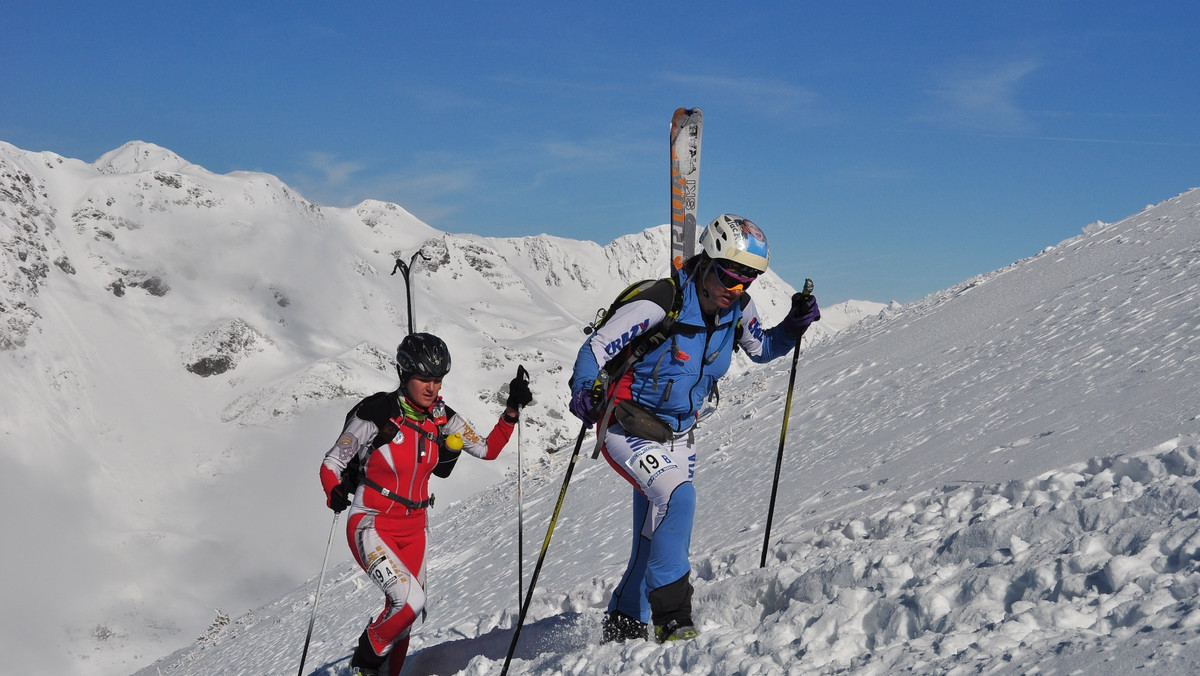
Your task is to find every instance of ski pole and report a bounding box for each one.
[514,365,530,607]
[760,278,813,569]
[297,511,340,676]
[391,250,428,335]
[500,421,589,676]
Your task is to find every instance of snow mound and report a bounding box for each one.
[136,439,1200,675]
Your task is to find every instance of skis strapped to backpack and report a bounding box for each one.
[576,107,710,457]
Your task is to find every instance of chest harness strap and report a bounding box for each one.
[362,477,436,509]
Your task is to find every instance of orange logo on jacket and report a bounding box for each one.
[461,424,482,445]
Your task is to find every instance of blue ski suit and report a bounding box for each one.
[570,264,799,628]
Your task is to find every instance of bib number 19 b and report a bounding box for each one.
[625,448,677,486]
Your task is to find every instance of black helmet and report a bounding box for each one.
[396,332,451,381]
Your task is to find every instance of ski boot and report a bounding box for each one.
[654,618,699,643]
[348,627,385,675]
[601,610,648,642]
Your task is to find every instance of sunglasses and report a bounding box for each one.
[712,261,758,290]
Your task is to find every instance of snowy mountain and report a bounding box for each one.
[123,186,1200,676]
[0,140,881,676]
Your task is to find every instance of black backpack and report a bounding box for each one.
[584,277,687,377]
[583,264,756,377]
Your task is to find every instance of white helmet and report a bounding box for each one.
[699,214,770,273]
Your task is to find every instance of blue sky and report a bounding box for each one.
[4,1,1197,304]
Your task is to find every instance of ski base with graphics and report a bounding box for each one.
[669,107,703,275]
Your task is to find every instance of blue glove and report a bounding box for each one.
[569,387,601,424]
[783,293,820,338]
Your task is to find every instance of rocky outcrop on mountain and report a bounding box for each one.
[182,318,276,377]
[0,147,59,349]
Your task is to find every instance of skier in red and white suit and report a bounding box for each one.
[320,332,532,676]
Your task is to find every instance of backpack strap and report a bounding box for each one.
[433,403,462,478]
[361,477,435,509]
[731,292,753,351]
[599,277,684,379]
[347,391,402,446]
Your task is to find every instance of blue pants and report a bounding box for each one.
[602,426,696,623]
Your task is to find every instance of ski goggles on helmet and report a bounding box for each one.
[712,261,758,289]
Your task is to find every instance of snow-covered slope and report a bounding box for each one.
[130,187,1200,675]
[0,140,877,675]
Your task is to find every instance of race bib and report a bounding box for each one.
[625,448,678,487]
[367,555,400,589]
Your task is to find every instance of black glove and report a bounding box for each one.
[505,373,533,410]
[328,483,351,513]
[782,292,821,338]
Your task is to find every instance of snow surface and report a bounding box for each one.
[136,189,1200,676]
[4,140,1200,675]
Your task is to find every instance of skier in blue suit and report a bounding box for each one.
[569,214,821,642]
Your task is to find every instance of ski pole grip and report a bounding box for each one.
[586,370,610,410]
[802,278,814,298]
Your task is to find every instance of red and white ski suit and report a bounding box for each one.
[320,391,514,670]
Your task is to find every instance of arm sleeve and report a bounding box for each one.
[737,296,799,363]
[569,298,669,393]
[319,416,378,497]
[434,409,516,478]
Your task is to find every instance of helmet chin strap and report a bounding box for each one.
[698,258,714,298]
